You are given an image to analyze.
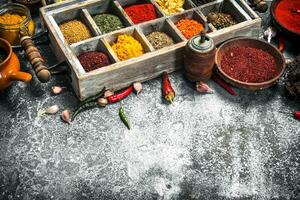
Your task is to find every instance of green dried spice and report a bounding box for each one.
[146,31,174,50]
[93,14,124,34]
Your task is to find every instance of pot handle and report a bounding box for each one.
[10,72,32,83]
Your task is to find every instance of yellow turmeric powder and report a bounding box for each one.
[0,13,35,45]
[156,0,185,15]
[111,34,144,61]
[0,13,26,27]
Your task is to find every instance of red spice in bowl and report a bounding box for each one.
[124,3,157,24]
[275,0,300,34]
[78,51,111,72]
[220,47,279,83]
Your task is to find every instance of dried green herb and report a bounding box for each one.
[93,14,124,34]
[146,31,174,50]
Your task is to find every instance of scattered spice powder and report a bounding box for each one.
[175,19,204,39]
[221,47,279,83]
[146,31,174,50]
[124,4,157,24]
[275,0,300,34]
[59,20,92,45]
[156,0,185,15]
[93,14,124,34]
[111,34,144,61]
[78,51,111,72]
[207,12,237,30]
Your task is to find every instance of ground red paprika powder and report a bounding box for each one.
[124,3,157,24]
[275,0,300,34]
[221,47,279,83]
[78,51,111,72]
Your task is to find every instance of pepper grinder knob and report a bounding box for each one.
[200,23,209,44]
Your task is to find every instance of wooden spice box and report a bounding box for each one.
[40,0,261,101]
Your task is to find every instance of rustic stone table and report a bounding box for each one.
[0,1,299,199]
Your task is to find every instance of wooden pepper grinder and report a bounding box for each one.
[19,28,51,83]
[184,26,216,82]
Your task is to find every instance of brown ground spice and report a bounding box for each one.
[59,20,92,44]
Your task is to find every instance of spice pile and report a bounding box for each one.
[146,32,174,50]
[0,13,26,27]
[111,34,144,61]
[221,47,279,83]
[175,19,204,39]
[275,0,300,34]
[78,51,111,72]
[93,14,124,34]
[207,12,237,30]
[284,55,300,100]
[0,12,35,45]
[124,4,157,24]
[0,48,7,64]
[156,0,185,15]
[59,20,92,44]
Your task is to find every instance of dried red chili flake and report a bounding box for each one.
[124,3,157,24]
[220,47,279,83]
[78,51,111,72]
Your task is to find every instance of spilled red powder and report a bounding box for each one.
[220,47,279,83]
[275,0,300,34]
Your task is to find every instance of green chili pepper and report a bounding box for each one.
[72,101,99,121]
[78,87,106,108]
[119,107,131,130]
[72,87,106,121]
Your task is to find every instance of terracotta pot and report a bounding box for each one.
[0,38,32,90]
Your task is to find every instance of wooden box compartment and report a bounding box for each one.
[85,0,132,35]
[40,0,261,101]
[168,9,214,40]
[139,18,185,49]
[52,8,99,45]
[153,0,195,15]
[116,0,165,24]
[71,37,118,73]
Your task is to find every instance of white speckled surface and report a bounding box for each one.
[0,1,299,199]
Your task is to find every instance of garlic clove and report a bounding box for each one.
[104,90,114,98]
[133,82,143,95]
[98,98,108,107]
[61,110,71,124]
[196,81,214,94]
[51,86,63,94]
[38,105,59,116]
[45,105,60,114]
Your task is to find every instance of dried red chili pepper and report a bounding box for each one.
[211,74,237,96]
[107,86,133,103]
[278,36,286,52]
[162,71,175,104]
[294,111,300,120]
